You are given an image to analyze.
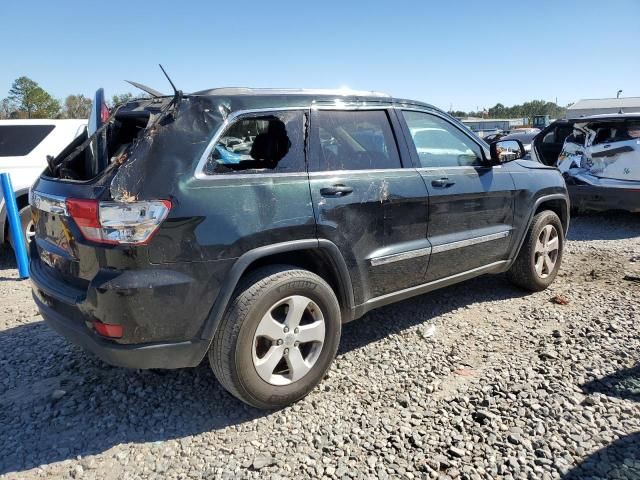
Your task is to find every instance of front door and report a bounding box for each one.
[398,110,515,282]
[307,108,430,303]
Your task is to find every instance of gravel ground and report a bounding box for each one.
[1,212,639,480]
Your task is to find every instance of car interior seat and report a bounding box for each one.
[250,119,291,168]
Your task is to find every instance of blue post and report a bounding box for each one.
[1,173,30,278]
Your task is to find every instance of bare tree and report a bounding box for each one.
[0,97,17,119]
[63,94,92,119]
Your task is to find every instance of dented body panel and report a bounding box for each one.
[30,89,569,369]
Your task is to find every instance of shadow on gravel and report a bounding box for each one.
[581,363,640,403]
[568,211,640,242]
[0,246,19,279]
[339,272,528,355]
[561,432,640,479]
[562,365,640,479]
[0,321,267,475]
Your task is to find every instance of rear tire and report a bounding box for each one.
[209,265,341,409]
[507,210,564,291]
[8,206,34,252]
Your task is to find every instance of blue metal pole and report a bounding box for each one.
[0,173,30,278]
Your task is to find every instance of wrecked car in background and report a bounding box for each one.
[533,113,640,212]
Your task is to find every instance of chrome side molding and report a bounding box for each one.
[431,230,510,254]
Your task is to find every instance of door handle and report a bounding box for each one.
[320,184,354,197]
[431,177,455,188]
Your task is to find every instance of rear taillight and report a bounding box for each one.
[93,320,123,338]
[100,101,110,123]
[66,199,171,245]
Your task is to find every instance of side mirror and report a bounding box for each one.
[490,139,525,164]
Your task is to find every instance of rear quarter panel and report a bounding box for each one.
[149,174,316,264]
[505,160,569,257]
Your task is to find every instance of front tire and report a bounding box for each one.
[507,210,564,291]
[209,265,341,409]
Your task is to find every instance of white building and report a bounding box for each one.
[567,97,640,118]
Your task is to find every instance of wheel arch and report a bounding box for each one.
[510,193,570,267]
[534,197,569,234]
[199,239,354,342]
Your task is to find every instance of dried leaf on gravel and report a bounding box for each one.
[551,294,570,305]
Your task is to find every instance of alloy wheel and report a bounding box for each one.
[25,220,35,244]
[252,295,326,386]
[534,224,559,278]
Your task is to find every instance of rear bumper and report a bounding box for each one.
[29,252,215,369]
[568,184,640,212]
[33,291,210,369]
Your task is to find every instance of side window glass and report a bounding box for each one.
[542,130,556,144]
[555,126,573,144]
[310,110,401,171]
[204,110,305,174]
[402,111,484,167]
[0,125,55,157]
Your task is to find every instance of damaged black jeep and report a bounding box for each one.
[30,85,569,408]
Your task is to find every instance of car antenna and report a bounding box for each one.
[159,64,181,97]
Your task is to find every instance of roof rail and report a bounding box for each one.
[190,87,391,98]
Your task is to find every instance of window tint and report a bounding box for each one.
[311,110,401,171]
[545,126,575,145]
[0,125,55,157]
[204,110,305,174]
[402,111,484,167]
[555,126,573,144]
[542,130,556,144]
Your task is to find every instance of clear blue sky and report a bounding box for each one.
[1,0,638,112]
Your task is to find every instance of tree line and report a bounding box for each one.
[0,76,135,120]
[449,100,568,120]
[2,75,569,122]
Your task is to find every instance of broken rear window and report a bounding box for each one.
[204,110,306,175]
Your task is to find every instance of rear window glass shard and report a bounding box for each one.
[0,125,55,157]
[204,110,306,175]
[311,110,402,171]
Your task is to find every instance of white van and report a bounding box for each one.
[0,119,87,248]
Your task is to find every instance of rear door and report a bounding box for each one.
[535,121,574,165]
[308,108,430,303]
[398,110,515,282]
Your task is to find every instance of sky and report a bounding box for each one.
[1,0,639,112]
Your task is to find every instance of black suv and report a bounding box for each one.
[30,88,569,408]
